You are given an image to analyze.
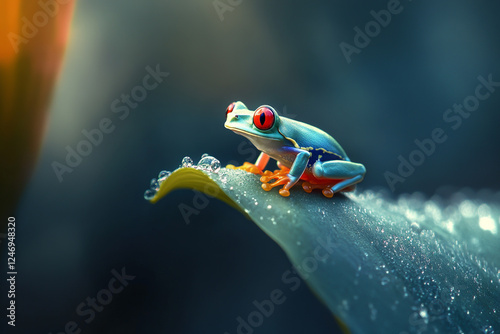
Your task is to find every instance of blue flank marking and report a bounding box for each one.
[307,149,344,168]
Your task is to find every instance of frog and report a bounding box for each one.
[224,101,366,197]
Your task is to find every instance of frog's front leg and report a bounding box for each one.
[254,152,270,171]
[226,152,270,175]
[312,160,366,196]
[286,150,312,189]
[261,149,311,197]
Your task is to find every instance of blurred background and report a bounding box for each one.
[1,0,500,333]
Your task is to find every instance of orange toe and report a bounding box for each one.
[226,162,263,175]
[300,181,339,198]
[279,188,290,197]
[322,188,334,198]
[262,183,273,191]
[302,182,313,193]
[259,167,293,196]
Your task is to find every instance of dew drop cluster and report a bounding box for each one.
[143,154,221,200]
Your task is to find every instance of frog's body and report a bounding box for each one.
[224,102,366,197]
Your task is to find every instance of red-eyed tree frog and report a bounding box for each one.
[224,102,366,197]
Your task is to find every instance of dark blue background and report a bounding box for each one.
[2,0,500,333]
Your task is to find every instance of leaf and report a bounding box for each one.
[150,166,500,333]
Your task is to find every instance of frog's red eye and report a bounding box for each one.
[226,102,235,116]
[253,107,275,130]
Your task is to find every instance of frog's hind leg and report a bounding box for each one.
[311,160,366,195]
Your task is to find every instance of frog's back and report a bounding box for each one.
[278,117,348,161]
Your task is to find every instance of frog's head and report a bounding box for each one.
[224,101,283,141]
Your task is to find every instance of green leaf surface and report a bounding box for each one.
[151,167,500,333]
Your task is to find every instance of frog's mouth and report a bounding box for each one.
[225,125,280,141]
[224,126,252,137]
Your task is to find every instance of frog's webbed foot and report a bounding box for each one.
[302,182,335,198]
[260,166,295,197]
[226,162,263,175]
[301,182,356,198]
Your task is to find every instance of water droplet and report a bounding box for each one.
[478,203,491,217]
[198,156,221,173]
[267,205,272,209]
[211,161,221,173]
[419,308,428,320]
[479,216,497,234]
[157,170,171,183]
[158,170,170,179]
[219,173,227,183]
[381,277,390,285]
[150,179,159,191]
[201,153,209,159]
[144,189,155,200]
[254,201,259,206]
[459,200,477,217]
[411,222,421,233]
[482,325,494,333]
[182,156,193,168]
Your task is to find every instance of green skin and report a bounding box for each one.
[224,102,366,193]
